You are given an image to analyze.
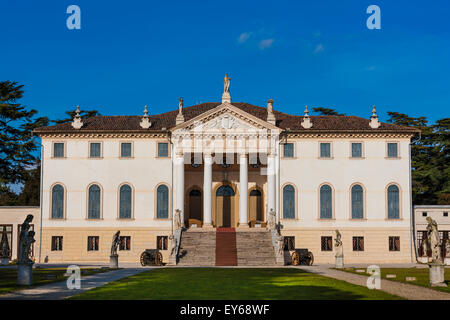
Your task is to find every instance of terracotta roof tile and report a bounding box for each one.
[34,102,419,134]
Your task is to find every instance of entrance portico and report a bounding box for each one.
[172,102,280,229]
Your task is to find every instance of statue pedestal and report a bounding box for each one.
[222,92,231,103]
[418,256,429,264]
[110,255,119,268]
[17,264,33,285]
[335,256,344,269]
[1,258,9,265]
[428,263,447,287]
[168,255,177,266]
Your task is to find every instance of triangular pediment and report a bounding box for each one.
[171,102,280,133]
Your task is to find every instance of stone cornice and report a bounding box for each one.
[37,132,169,139]
[284,132,415,139]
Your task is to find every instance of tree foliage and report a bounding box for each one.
[312,107,345,116]
[387,112,449,205]
[52,108,101,124]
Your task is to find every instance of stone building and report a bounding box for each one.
[33,78,419,265]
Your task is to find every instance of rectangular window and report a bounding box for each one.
[444,212,448,217]
[352,236,364,251]
[0,225,13,259]
[51,236,63,251]
[320,143,331,158]
[389,236,400,251]
[351,143,362,158]
[283,236,295,251]
[121,142,132,158]
[422,212,427,217]
[157,236,168,250]
[119,236,131,251]
[283,143,294,158]
[87,236,99,251]
[387,143,398,158]
[53,143,65,158]
[321,236,333,251]
[89,142,101,158]
[158,143,169,157]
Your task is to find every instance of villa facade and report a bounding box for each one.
[34,79,419,265]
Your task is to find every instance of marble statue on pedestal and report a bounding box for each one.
[277,234,284,256]
[18,215,35,265]
[174,209,183,230]
[334,230,343,258]
[224,74,231,93]
[426,217,442,264]
[169,234,177,257]
[421,238,429,258]
[446,240,450,258]
[267,209,276,230]
[110,230,120,257]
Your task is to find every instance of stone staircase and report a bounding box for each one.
[177,229,277,266]
[236,231,277,266]
[177,231,216,266]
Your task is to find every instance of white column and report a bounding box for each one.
[175,152,185,225]
[203,153,213,227]
[239,153,249,227]
[267,153,276,215]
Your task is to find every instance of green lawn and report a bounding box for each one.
[0,267,112,295]
[71,268,401,300]
[336,267,450,293]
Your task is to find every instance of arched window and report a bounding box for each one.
[51,184,64,219]
[320,184,333,219]
[119,184,132,219]
[351,184,364,219]
[249,189,261,196]
[88,184,101,219]
[156,185,169,219]
[283,185,295,219]
[216,185,235,196]
[387,184,400,219]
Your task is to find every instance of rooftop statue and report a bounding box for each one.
[224,74,231,93]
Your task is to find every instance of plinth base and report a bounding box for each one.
[110,255,119,268]
[335,256,344,269]
[17,264,33,285]
[429,263,447,287]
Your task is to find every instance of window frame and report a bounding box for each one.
[319,142,333,159]
[349,183,366,220]
[86,182,103,220]
[386,141,400,159]
[157,236,168,250]
[119,236,131,251]
[87,236,99,251]
[49,183,67,220]
[117,183,134,219]
[154,183,171,220]
[352,236,364,252]
[0,225,13,259]
[321,236,333,251]
[281,183,297,220]
[386,183,402,220]
[349,141,364,159]
[88,141,103,159]
[51,236,63,251]
[388,236,400,252]
[156,141,170,158]
[282,142,295,159]
[120,141,134,159]
[52,141,66,158]
[318,183,334,220]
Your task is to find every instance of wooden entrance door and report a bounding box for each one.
[188,189,202,226]
[216,185,235,228]
[249,189,263,223]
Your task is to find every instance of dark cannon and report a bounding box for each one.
[290,248,314,266]
[140,249,163,266]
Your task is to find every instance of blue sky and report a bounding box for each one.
[1,0,449,123]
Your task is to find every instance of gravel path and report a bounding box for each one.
[0,268,149,300]
[295,265,450,300]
